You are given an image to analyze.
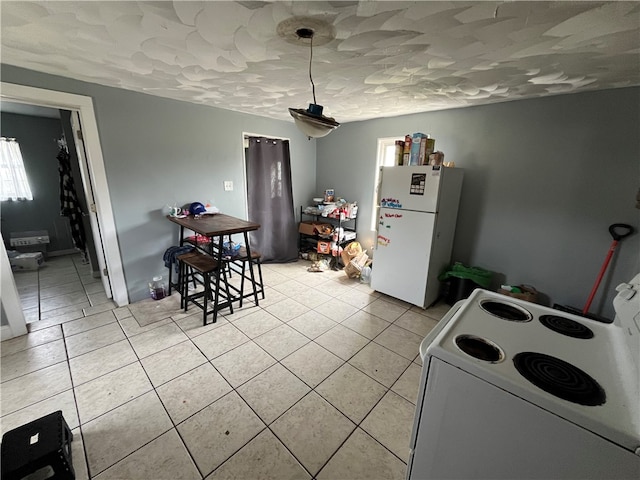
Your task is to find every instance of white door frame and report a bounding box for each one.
[70,111,112,298]
[1,235,28,340]
[1,82,128,310]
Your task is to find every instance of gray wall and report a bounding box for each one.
[316,88,640,319]
[1,111,77,252]
[1,65,317,303]
[3,64,637,317]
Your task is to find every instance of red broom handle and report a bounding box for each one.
[583,240,618,314]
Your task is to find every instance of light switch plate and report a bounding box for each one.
[224,181,233,191]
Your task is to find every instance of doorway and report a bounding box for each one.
[1,104,105,325]
[243,134,298,263]
[0,82,128,339]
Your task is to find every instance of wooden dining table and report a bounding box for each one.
[167,213,261,311]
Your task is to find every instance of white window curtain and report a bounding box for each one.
[0,137,33,201]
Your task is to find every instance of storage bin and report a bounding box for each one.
[445,277,482,305]
[9,252,44,271]
[440,262,493,305]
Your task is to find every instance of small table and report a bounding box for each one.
[167,213,261,312]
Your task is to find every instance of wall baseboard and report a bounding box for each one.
[48,249,79,257]
[1,324,15,341]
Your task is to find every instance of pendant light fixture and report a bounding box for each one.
[286,26,340,138]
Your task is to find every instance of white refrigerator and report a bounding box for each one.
[370,165,463,308]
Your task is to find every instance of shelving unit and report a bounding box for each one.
[298,205,357,267]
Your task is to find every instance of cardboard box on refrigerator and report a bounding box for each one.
[410,133,427,165]
[10,252,45,271]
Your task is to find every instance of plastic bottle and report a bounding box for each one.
[360,266,372,284]
[149,276,166,300]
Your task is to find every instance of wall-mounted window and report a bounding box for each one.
[0,137,33,201]
[370,137,401,230]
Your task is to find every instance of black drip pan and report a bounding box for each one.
[552,304,612,324]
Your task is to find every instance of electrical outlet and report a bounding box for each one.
[224,181,233,191]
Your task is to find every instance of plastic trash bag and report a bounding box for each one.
[438,262,492,288]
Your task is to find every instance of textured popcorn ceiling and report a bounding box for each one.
[1,1,639,123]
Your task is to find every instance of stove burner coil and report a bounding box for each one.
[479,300,532,322]
[539,315,594,339]
[454,335,504,363]
[513,352,606,406]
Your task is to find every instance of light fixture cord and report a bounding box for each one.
[308,34,317,105]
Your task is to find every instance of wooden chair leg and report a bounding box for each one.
[202,272,210,326]
[255,258,265,300]
[239,261,247,308]
[180,253,231,327]
[181,262,190,312]
[222,268,233,315]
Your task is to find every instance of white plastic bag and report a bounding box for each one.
[360,266,372,284]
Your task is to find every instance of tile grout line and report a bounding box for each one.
[37,267,42,322]
[196,309,400,478]
[82,313,184,479]
[170,315,236,480]
[101,308,296,479]
[3,291,414,406]
[2,294,416,396]
[163,309,322,479]
[61,304,92,480]
[234,293,417,473]
[69,256,97,480]
[4,261,441,479]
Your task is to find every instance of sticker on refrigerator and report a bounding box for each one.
[377,235,390,247]
[381,197,402,208]
[410,174,426,195]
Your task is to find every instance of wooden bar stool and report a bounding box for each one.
[235,246,264,308]
[178,251,233,325]
[174,251,200,309]
[1,411,74,480]
[219,235,263,308]
[164,246,195,295]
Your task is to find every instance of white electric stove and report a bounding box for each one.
[407,275,640,479]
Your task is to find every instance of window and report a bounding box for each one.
[370,137,401,230]
[0,137,33,201]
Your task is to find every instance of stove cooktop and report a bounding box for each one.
[423,288,640,453]
[513,351,606,406]
[539,314,594,339]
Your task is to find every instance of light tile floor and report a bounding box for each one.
[1,256,450,479]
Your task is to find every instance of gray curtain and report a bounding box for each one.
[246,137,298,262]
